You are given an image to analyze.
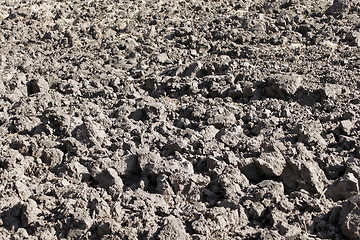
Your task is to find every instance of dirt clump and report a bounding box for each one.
[0,0,360,239]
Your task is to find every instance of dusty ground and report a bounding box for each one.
[0,0,360,239]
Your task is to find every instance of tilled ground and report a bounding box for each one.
[0,0,360,239]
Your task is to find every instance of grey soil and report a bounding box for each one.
[0,0,360,239]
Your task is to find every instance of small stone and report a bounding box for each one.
[41,148,64,167]
[265,73,302,99]
[254,180,285,203]
[325,173,359,201]
[254,151,286,177]
[144,102,165,120]
[157,53,169,63]
[296,120,326,148]
[219,126,243,148]
[65,161,90,182]
[200,125,218,141]
[207,108,237,128]
[61,179,70,186]
[15,181,31,200]
[73,117,107,146]
[218,167,250,196]
[94,168,123,190]
[323,83,342,100]
[282,143,329,194]
[116,20,127,31]
[340,120,353,135]
[300,160,328,194]
[147,25,156,38]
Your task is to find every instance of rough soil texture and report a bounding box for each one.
[0,0,360,239]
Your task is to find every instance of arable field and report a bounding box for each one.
[0,0,360,239]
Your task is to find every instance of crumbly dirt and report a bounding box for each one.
[0,0,360,239]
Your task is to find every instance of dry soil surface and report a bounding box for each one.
[0,0,360,239]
